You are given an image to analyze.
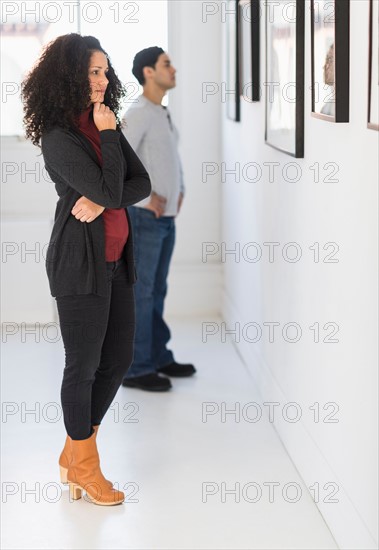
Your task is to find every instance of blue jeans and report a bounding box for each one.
[125,207,175,378]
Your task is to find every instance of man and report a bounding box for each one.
[122,47,196,392]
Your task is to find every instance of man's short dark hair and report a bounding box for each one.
[132,46,165,85]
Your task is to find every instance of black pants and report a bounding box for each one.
[56,258,135,440]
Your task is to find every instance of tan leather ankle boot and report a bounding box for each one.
[59,437,71,483]
[59,425,112,487]
[67,430,124,506]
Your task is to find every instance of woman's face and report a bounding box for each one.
[88,50,109,105]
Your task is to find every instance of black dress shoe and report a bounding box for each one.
[158,361,196,377]
[122,373,172,392]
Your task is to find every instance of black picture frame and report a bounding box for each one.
[227,0,241,121]
[239,0,260,102]
[368,0,379,131]
[265,0,305,158]
[311,0,350,123]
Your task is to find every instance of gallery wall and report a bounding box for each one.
[218,0,378,548]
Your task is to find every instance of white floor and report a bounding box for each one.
[1,318,339,550]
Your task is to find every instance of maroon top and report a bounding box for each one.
[77,106,129,262]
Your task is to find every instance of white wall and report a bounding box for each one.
[166,0,222,317]
[219,0,378,548]
[1,138,57,324]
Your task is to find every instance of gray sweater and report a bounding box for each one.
[122,95,184,216]
[41,127,151,297]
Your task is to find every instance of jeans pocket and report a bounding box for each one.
[140,208,156,219]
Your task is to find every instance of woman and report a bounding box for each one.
[21,34,151,506]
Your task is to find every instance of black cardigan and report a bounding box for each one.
[41,126,151,297]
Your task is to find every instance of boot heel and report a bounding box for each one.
[59,465,68,484]
[69,483,82,500]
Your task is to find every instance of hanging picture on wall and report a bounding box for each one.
[239,0,260,102]
[311,0,350,122]
[265,0,305,158]
[368,0,379,130]
[227,0,241,121]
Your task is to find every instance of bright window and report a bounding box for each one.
[0,0,168,136]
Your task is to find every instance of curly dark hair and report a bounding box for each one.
[21,33,126,147]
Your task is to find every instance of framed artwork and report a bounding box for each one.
[368,0,379,130]
[265,0,305,158]
[311,0,350,122]
[227,0,241,121]
[239,0,260,102]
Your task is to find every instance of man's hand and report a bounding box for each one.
[71,196,105,223]
[145,191,167,218]
[177,192,184,215]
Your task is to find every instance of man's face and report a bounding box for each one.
[149,53,177,90]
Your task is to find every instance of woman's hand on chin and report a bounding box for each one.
[93,102,117,131]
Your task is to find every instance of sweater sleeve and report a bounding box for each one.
[118,132,152,207]
[42,128,125,208]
